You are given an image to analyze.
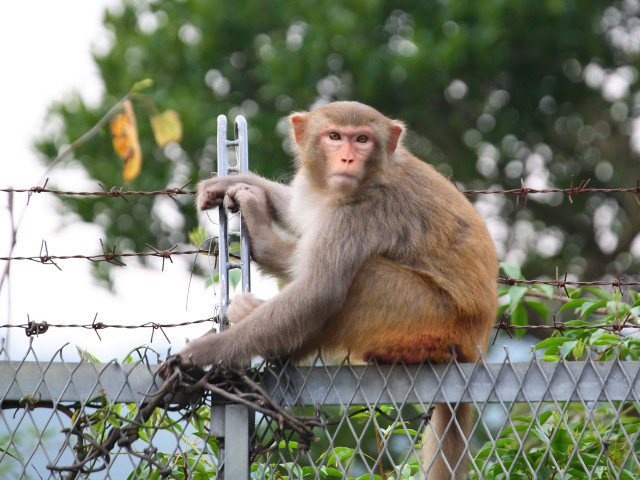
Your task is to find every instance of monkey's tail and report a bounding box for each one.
[421,403,472,480]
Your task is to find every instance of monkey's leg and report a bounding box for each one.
[310,257,479,479]
[316,257,485,363]
[421,403,471,480]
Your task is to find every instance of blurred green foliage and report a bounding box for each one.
[36,0,640,285]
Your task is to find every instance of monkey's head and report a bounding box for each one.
[289,102,404,198]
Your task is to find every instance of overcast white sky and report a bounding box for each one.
[0,0,239,363]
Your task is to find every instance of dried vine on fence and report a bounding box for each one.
[47,360,324,477]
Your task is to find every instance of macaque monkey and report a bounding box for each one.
[177,102,498,479]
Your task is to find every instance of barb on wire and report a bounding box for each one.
[98,239,126,266]
[27,178,49,205]
[145,244,178,271]
[92,313,105,341]
[515,178,529,208]
[38,240,61,271]
[25,315,48,337]
[555,266,570,298]
[98,183,129,202]
[568,176,590,204]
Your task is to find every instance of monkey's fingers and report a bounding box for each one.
[158,354,206,382]
[198,191,226,210]
[223,193,240,213]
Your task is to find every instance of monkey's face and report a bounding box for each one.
[318,123,377,193]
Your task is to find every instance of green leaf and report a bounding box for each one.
[500,263,523,279]
[531,283,555,298]
[557,298,590,314]
[583,286,612,300]
[535,337,568,350]
[507,286,528,312]
[541,355,560,362]
[590,332,621,346]
[188,226,208,248]
[560,340,578,359]
[525,299,549,322]
[229,269,242,288]
[205,274,218,289]
[581,299,607,318]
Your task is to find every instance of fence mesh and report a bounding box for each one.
[1,341,639,479]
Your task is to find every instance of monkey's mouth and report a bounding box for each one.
[329,173,360,187]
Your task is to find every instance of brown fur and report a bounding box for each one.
[180,102,498,479]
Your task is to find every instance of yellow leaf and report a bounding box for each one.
[110,99,142,182]
[150,110,183,147]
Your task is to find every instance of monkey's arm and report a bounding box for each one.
[197,172,291,223]
[177,213,373,366]
[224,183,296,279]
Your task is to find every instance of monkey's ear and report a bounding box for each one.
[290,113,308,145]
[388,123,404,154]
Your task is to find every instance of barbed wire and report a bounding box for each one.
[458,177,640,206]
[2,314,220,343]
[3,240,638,291]
[1,177,640,204]
[498,277,640,288]
[0,240,219,271]
[0,179,195,204]
[1,309,638,341]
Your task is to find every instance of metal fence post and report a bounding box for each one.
[214,114,253,478]
[216,114,251,328]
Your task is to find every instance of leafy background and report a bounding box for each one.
[36,0,640,288]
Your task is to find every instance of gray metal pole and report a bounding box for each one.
[214,114,253,479]
[216,114,230,329]
[234,115,251,294]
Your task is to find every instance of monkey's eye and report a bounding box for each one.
[356,135,369,143]
[328,132,341,140]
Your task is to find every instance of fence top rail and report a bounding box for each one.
[1,359,639,406]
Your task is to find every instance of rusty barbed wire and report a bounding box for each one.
[0,240,219,267]
[1,312,638,338]
[0,179,196,204]
[498,276,640,288]
[453,176,640,206]
[1,314,220,344]
[2,177,640,204]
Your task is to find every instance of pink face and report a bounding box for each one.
[319,124,378,190]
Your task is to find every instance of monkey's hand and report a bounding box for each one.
[223,183,268,216]
[197,177,227,210]
[157,353,205,380]
[197,174,273,211]
[227,292,264,324]
[198,176,255,211]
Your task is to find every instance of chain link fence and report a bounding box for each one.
[2,340,639,479]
